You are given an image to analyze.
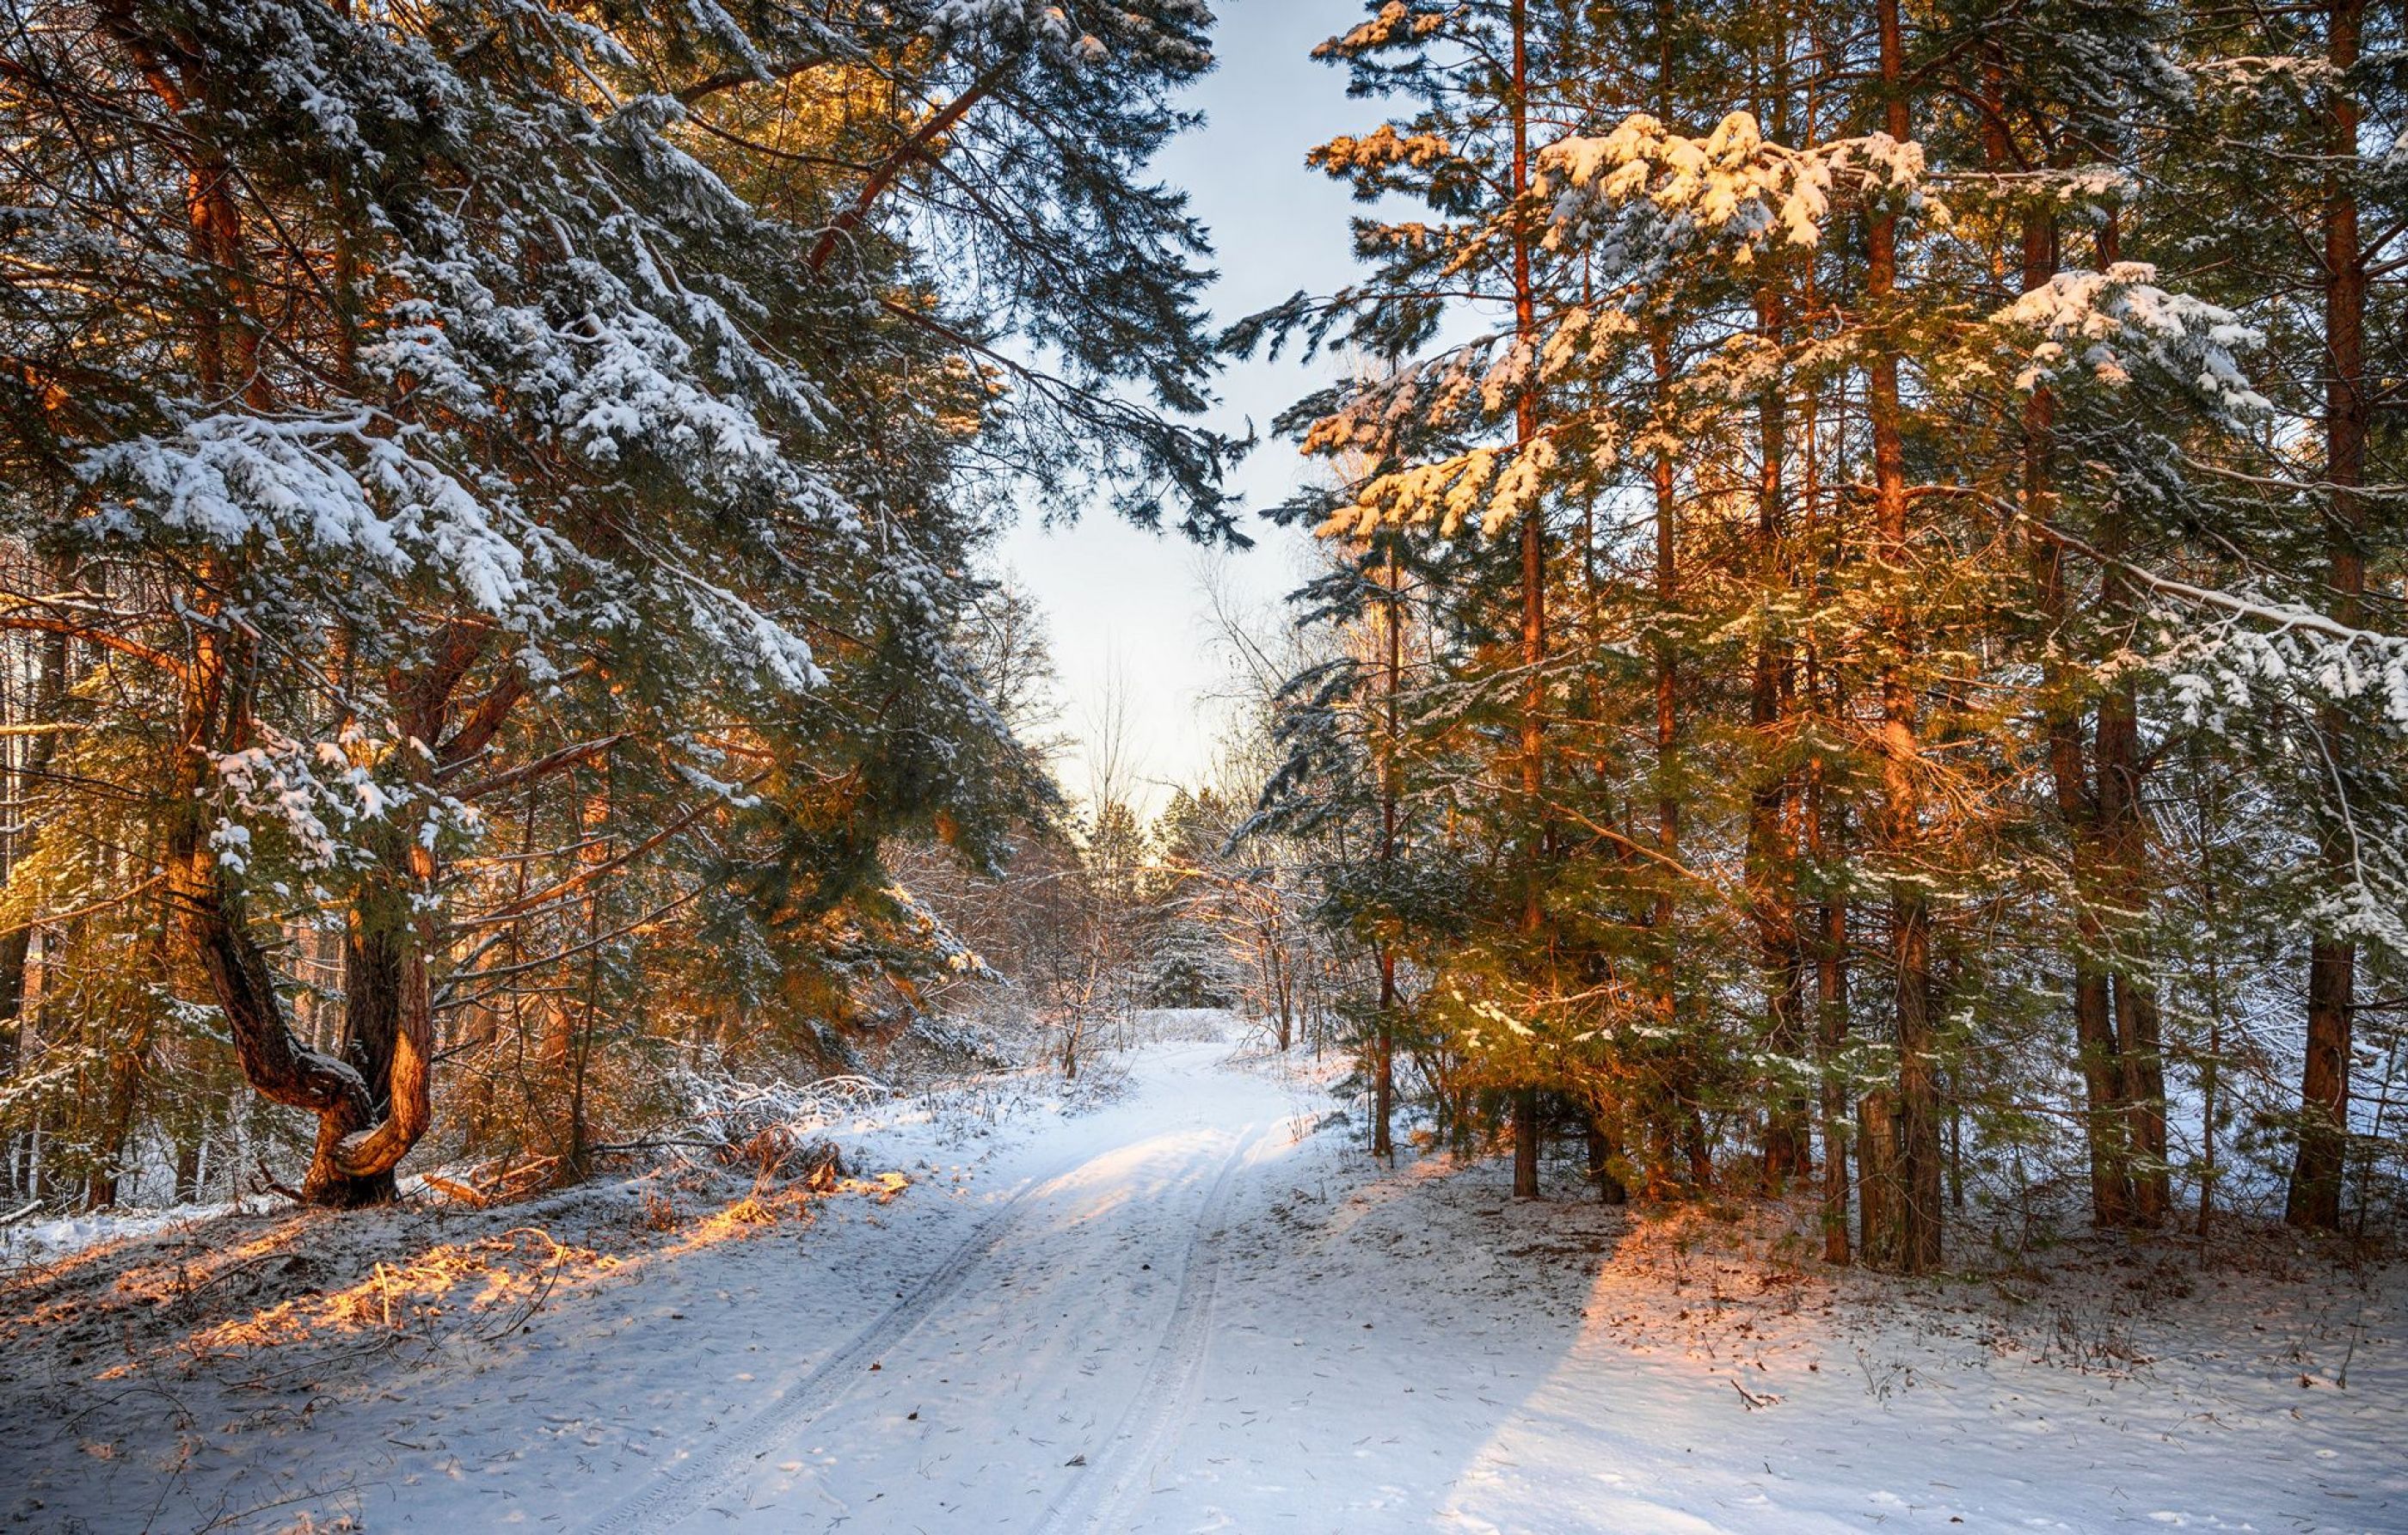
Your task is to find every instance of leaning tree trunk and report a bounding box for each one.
[323,866,435,1207]
[163,609,435,1209]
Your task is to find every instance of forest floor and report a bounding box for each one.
[3,1018,2404,1533]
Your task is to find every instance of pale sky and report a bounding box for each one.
[995,0,1368,818]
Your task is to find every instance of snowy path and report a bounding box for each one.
[584,1040,1293,1533]
[573,1040,2405,1534]
[7,1030,2404,1532]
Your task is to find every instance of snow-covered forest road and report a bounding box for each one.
[585,1037,1295,1533]
[575,1036,2404,1535]
[7,1028,2402,1532]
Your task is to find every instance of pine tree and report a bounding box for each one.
[0,0,1232,1206]
[1243,0,2407,1257]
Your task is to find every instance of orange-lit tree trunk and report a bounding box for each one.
[0,584,70,1082]
[1508,0,1545,1200]
[1374,543,1404,1162]
[1865,0,1943,1272]
[1801,361,1852,1263]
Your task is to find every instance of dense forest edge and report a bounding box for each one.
[0,0,2402,1293]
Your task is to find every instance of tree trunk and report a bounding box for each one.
[2097,664,2170,1225]
[1508,0,1545,1204]
[1373,949,1398,1161]
[2112,970,2171,1222]
[175,1134,203,1205]
[310,691,450,1207]
[322,895,413,1207]
[1751,283,1809,1186]
[2290,0,2364,1233]
[171,613,434,1210]
[1650,316,1682,1125]
[1817,891,1851,1262]
[0,585,70,1079]
[88,1006,153,1210]
[101,11,433,1209]
[164,603,395,1207]
[1866,0,1942,1273]
[1801,355,1850,1264]
[1680,1102,1714,1189]
[1585,1115,1627,1204]
[1513,1086,1540,1200]
[1374,543,1404,1162]
[2002,117,2136,1233]
[1857,1088,1900,1268]
[2196,764,2229,1244]
[1811,759,1852,1263]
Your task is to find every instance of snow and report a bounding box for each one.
[4,1017,2403,1532]
[3,1195,280,1268]
[1540,114,1938,270]
[1992,263,2270,419]
[87,410,539,620]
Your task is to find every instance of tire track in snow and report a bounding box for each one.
[584,1146,1089,1535]
[1030,1120,1268,1535]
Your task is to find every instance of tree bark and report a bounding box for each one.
[1751,282,1809,1184]
[1867,0,1942,1273]
[2289,0,2365,1233]
[1810,752,1852,1263]
[1513,1087,1540,1200]
[1585,1115,1627,1204]
[1508,0,1545,1202]
[2097,654,2170,1225]
[1996,95,2136,1232]
[88,1007,154,1209]
[0,586,69,1079]
[1374,550,1404,1161]
[1857,1088,1900,1268]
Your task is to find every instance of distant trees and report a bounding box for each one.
[1241,0,2406,1265]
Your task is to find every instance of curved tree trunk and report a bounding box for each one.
[103,0,435,1211]
[164,615,435,1208]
